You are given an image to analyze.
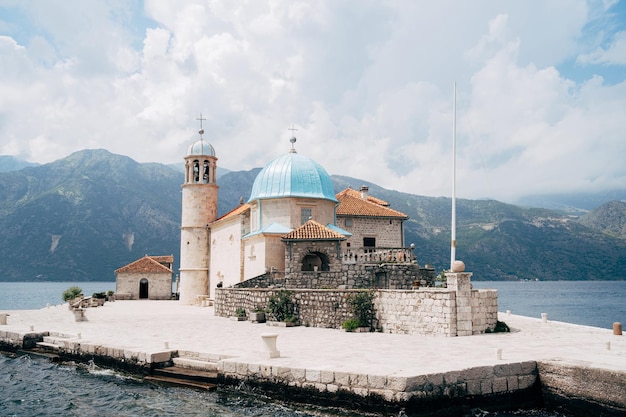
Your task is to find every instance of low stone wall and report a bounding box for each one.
[471,289,499,334]
[218,359,540,405]
[375,289,457,336]
[215,287,498,336]
[214,288,353,328]
[538,360,626,415]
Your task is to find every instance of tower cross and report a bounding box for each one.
[288,124,298,137]
[197,113,206,137]
[196,114,206,130]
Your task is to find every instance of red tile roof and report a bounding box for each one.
[335,187,389,206]
[282,219,346,241]
[212,203,251,224]
[149,255,174,265]
[336,189,408,219]
[115,255,173,274]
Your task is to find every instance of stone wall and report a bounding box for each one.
[235,263,434,290]
[375,290,457,336]
[338,216,404,250]
[218,359,539,405]
[471,289,499,335]
[215,286,498,336]
[115,271,172,300]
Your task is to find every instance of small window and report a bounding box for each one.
[345,218,353,227]
[301,207,312,225]
[203,161,210,183]
[363,237,376,248]
[193,160,200,183]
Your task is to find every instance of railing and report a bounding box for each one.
[341,247,416,264]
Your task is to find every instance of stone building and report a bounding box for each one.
[115,255,174,300]
[179,130,421,303]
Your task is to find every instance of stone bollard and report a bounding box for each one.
[0,313,8,325]
[164,341,169,349]
[261,333,280,358]
[73,308,87,322]
[541,313,548,323]
[606,342,611,350]
[496,348,502,360]
[506,310,511,316]
[613,322,622,336]
[30,325,34,331]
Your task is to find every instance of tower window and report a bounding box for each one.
[203,161,210,183]
[193,160,200,183]
[345,218,353,227]
[301,207,312,225]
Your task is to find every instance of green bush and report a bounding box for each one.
[486,320,510,333]
[346,290,376,328]
[235,307,247,318]
[341,318,360,332]
[268,289,295,322]
[62,286,83,302]
[92,292,107,299]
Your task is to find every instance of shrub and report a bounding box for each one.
[268,289,295,322]
[486,320,510,333]
[235,307,247,318]
[62,286,83,302]
[341,318,360,332]
[106,290,114,296]
[346,290,376,328]
[92,292,107,299]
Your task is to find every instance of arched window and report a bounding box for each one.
[203,160,210,183]
[193,160,200,183]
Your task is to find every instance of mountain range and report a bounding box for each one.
[0,149,624,282]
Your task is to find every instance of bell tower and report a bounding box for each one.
[179,116,218,304]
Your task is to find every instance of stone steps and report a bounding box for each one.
[172,356,218,371]
[36,341,60,351]
[144,374,217,390]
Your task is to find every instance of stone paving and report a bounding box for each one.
[2,300,625,377]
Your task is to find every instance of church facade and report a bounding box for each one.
[178,131,420,304]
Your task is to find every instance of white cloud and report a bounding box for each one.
[578,30,626,65]
[0,0,625,203]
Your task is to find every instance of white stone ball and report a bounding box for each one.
[451,260,465,272]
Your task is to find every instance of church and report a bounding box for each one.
[178,128,420,305]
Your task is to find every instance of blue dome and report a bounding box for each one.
[186,139,216,157]
[248,151,337,202]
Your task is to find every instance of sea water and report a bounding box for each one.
[3,281,624,417]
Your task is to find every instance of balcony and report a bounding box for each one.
[341,247,416,265]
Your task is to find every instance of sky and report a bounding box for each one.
[0,0,625,203]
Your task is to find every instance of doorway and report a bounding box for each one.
[139,278,149,299]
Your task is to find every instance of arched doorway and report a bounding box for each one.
[139,278,149,299]
[301,251,330,271]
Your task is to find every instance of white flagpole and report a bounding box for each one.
[450,82,457,270]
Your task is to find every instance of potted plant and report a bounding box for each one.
[106,290,115,302]
[249,308,266,323]
[231,307,247,321]
[92,292,107,306]
[62,286,83,310]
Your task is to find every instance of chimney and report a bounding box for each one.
[360,186,369,200]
